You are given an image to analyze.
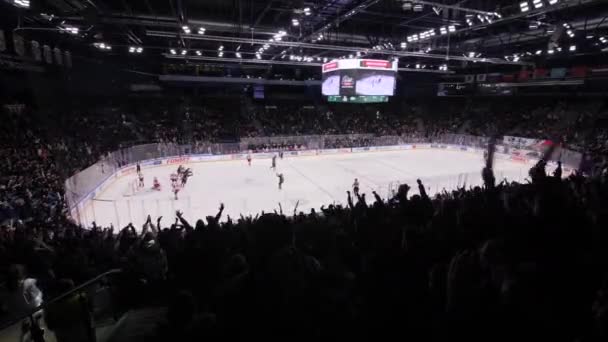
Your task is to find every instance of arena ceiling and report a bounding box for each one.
[4,0,608,74]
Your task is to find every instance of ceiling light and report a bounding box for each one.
[569,45,576,51]
[413,4,423,12]
[198,27,206,35]
[13,0,30,8]
[533,0,543,9]
[128,46,143,54]
[549,0,558,4]
[94,42,112,51]
[218,45,224,51]
[303,7,311,16]
[548,49,555,54]
[61,26,79,35]
[195,50,202,56]
[218,52,224,57]
[402,1,413,11]
[292,19,300,26]
[520,1,530,12]
[535,50,542,55]
[170,49,176,55]
[236,52,242,58]
[400,42,407,49]
[182,26,191,34]
[181,49,187,55]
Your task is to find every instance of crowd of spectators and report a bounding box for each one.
[1,96,608,341]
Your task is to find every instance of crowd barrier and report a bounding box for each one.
[65,134,582,228]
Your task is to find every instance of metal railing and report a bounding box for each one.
[0,269,123,342]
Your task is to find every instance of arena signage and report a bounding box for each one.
[167,157,190,165]
[120,166,136,176]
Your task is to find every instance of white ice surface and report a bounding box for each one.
[81,150,537,230]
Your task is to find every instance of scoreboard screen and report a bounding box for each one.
[322,59,397,97]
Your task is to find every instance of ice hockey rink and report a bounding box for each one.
[80,149,541,230]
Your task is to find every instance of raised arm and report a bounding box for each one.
[417,179,428,200]
[214,203,225,222]
[175,211,193,231]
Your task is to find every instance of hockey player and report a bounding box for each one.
[177,165,185,176]
[181,168,193,186]
[170,172,179,187]
[279,151,284,159]
[172,182,181,200]
[138,171,144,188]
[277,173,284,190]
[247,153,252,166]
[270,155,277,170]
[152,177,161,191]
[353,178,360,196]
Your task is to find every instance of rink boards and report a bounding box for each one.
[68,143,559,228]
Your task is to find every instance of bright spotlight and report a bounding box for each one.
[520,1,530,12]
[13,0,30,8]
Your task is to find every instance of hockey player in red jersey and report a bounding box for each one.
[152,177,161,191]
[172,182,181,200]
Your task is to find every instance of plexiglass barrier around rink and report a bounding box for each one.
[64,133,582,228]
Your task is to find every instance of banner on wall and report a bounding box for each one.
[0,30,6,52]
[43,45,52,64]
[31,41,41,61]
[13,34,25,56]
[53,47,63,65]
[64,51,72,68]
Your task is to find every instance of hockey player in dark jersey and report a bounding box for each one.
[352,178,360,196]
[177,165,185,176]
[181,168,193,186]
[270,155,277,170]
[277,173,284,190]
[138,171,144,188]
